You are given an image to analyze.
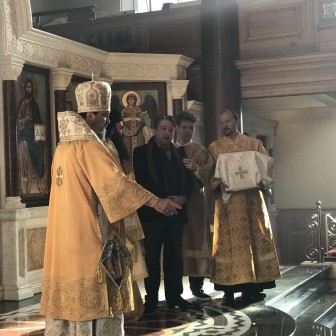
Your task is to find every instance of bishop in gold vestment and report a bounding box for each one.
[208,109,280,303]
[40,111,157,324]
[41,81,179,336]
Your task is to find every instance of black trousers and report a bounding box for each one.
[142,216,184,303]
[189,276,205,293]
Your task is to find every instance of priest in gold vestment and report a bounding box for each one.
[41,81,180,336]
[208,109,280,304]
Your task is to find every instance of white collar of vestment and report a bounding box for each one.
[175,140,193,148]
[57,111,99,142]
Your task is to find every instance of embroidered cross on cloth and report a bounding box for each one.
[214,151,274,193]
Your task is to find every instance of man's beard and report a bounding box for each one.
[96,127,106,142]
[222,128,234,137]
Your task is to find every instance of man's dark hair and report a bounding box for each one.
[106,109,122,137]
[109,129,130,164]
[219,109,239,121]
[153,115,176,130]
[175,111,197,126]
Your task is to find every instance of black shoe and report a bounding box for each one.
[192,289,211,302]
[222,292,235,306]
[167,297,195,309]
[240,291,266,304]
[144,300,158,314]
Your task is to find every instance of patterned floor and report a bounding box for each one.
[0,269,299,336]
[0,297,265,336]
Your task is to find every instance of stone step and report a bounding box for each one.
[313,302,336,332]
[265,264,336,335]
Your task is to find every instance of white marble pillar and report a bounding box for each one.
[167,79,189,116]
[187,100,204,145]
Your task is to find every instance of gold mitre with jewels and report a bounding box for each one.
[75,80,111,113]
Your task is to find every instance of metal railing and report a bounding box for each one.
[305,201,336,262]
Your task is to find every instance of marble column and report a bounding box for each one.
[187,100,204,145]
[51,68,74,144]
[51,67,74,113]
[201,0,241,146]
[167,80,189,117]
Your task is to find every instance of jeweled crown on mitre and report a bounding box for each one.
[75,80,111,113]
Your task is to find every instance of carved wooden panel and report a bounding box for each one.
[246,6,300,40]
[239,0,314,58]
[318,0,336,52]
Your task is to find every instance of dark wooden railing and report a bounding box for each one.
[32,5,97,28]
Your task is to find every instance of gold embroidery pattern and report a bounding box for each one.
[57,111,97,142]
[40,277,108,321]
[211,190,280,285]
[44,317,123,336]
[76,81,110,113]
[101,318,123,336]
[41,273,134,320]
[56,166,63,186]
[95,174,153,223]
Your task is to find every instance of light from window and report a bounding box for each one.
[135,0,196,13]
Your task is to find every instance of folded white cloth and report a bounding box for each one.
[214,151,274,203]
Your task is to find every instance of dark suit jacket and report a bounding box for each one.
[133,137,194,223]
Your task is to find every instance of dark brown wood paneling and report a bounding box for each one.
[3,80,19,197]
[201,0,241,146]
[172,99,183,116]
[147,20,199,56]
[54,90,66,113]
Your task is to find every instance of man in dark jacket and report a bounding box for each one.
[133,115,194,314]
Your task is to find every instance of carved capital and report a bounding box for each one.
[167,80,189,99]
[187,100,204,125]
[0,55,24,80]
[51,67,74,91]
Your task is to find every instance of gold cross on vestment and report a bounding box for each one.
[56,166,64,186]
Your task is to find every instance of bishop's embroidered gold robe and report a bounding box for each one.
[208,133,280,287]
[40,112,158,323]
[103,138,147,321]
[175,141,213,277]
